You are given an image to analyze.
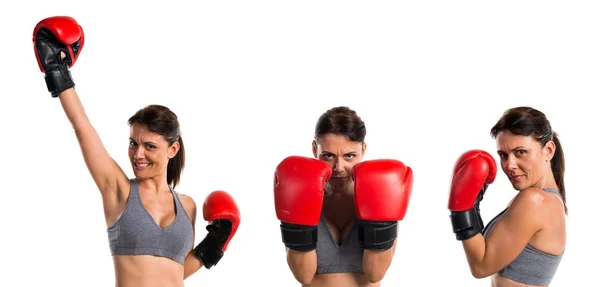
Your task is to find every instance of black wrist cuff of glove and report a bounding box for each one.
[194,235,224,269]
[280,222,318,252]
[450,209,483,241]
[358,220,397,251]
[45,66,74,97]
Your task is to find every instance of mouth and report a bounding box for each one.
[510,175,523,181]
[134,162,152,169]
[330,176,349,180]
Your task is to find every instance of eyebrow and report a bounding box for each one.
[321,151,358,155]
[498,145,527,153]
[129,138,157,145]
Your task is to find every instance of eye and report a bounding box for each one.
[344,154,355,159]
[146,144,156,150]
[129,141,136,147]
[497,152,507,159]
[322,154,334,160]
[516,149,527,156]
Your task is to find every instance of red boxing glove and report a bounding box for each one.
[353,159,413,250]
[193,190,240,269]
[274,156,332,251]
[32,16,84,97]
[448,149,497,240]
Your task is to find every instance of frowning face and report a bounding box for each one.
[313,133,366,192]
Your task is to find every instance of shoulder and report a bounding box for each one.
[177,192,198,221]
[510,187,548,211]
[507,187,548,223]
[513,187,559,208]
[177,192,196,205]
[515,187,546,204]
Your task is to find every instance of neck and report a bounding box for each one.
[137,175,171,194]
[323,184,355,214]
[532,173,558,191]
[323,193,356,221]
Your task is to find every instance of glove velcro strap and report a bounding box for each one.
[280,223,318,252]
[358,220,398,251]
[450,209,483,241]
[45,66,74,97]
[193,235,224,269]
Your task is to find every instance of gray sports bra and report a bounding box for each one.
[107,179,194,265]
[316,213,363,274]
[482,187,564,285]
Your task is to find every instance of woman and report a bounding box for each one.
[32,16,240,287]
[274,106,412,287]
[448,106,566,287]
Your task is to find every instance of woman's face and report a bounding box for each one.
[128,123,179,181]
[495,131,555,191]
[312,133,366,191]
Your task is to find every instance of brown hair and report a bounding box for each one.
[128,105,185,188]
[490,106,567,214]
[314,106,366,143]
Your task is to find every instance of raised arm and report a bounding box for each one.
[461,188,545,278]
[33,16,127,200]
[447,149,502,278]
[274,156,332,285]
[353,159,413,283]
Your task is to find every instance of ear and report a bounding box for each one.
[168,141,180,159]
[361,142,367,159]
[543,140,556,161]
[312,140,318,159]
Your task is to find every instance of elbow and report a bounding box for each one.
[286,248,317,284]
[469,265,491,279]
[366,273,385,284]
[363,263,387,283]
[293,272,314,285]
[362,248,394,283]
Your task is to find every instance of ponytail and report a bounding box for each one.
[550,132,567,214]
[167,135,185,189]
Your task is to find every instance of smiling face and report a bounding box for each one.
[495,131,555,191]
[128,123,180,181]
[312,133,366,191]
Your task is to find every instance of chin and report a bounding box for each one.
[512,182,528,191]
[132,169,149,179]
[132,171,143,180]
[331,180,348,188]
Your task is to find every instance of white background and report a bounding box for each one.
[1,1,598,286]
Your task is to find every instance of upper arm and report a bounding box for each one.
[181,194,202,279]
[57,89,127,195]
[179,194,198,235]
[477,188,546,274]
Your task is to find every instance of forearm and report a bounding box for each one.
[461,234,491,278]
[286,249,317,285]
[183,252,204,279]
[362,240,396,283]
[58,88,92,131]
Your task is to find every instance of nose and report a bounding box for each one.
[333,158,345,173]
[134,147,145,159]
[505,154,518,171]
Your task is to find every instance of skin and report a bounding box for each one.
[285,133,397,287]
[57,88,204,287]
[461,131,566,287]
